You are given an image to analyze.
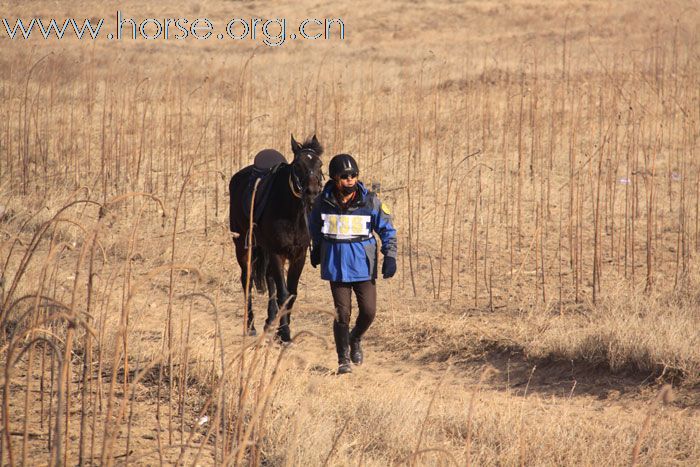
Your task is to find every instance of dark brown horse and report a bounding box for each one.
[229,135,323,342]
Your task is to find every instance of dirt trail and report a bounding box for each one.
[223,300,700,416]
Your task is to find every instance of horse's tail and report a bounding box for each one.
[251,246,268,294]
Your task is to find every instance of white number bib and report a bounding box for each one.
[321,214,371,240]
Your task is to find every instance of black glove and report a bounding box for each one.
[310,247,321,268]
[382,256,396,279]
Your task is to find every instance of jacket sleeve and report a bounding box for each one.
[370,194,397,258]
[308,197,323,251]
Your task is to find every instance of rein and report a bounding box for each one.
[288,170,303,199]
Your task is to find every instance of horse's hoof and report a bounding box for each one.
[274,335,293,346]
[276,328,292,344]
[247,327,257,337]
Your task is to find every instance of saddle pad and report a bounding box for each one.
[242,163,285,224]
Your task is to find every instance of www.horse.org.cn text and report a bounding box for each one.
[1,11,346,47]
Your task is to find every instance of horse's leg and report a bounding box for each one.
[282,254,306,336]
[236,241,256,336]
[267,253,292,342]
[240,270,256,335]
[264,269,278,333]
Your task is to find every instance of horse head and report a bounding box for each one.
[290,134,324,206]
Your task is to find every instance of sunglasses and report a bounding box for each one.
[339,172,358,180]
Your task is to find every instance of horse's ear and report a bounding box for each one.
[291,134,302,155]
[311,134,319,146]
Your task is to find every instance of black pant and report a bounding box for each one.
[330,280,376,338]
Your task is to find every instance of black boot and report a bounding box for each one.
[333,321,352,374]
[349,329,363,365]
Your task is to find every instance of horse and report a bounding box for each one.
[228,135,324,342]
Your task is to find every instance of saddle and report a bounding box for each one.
[242,149,287,226]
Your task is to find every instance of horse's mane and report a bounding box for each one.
[299,137,324,157]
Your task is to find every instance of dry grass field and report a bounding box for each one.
[1,0,699,465]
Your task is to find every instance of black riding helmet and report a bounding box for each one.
[328,154,359,179]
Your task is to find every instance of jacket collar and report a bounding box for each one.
[322,180,368,208]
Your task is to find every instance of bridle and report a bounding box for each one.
[289,149,323,200]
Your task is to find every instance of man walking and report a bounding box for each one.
[309,154,398,374]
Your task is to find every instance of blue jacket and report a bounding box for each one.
[309,181,397,282]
